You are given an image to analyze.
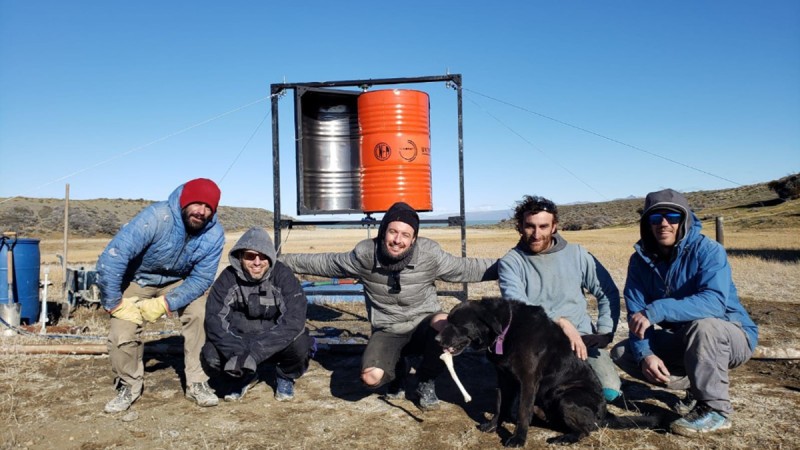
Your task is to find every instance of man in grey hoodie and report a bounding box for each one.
[498,195,622,402]
[203,227,314,402]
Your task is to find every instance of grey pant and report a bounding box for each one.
[611,318,752,415]
[107,280,209,394]
[586,348,621,395]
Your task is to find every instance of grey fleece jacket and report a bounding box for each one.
[282,237,498,334]
[498,234,620,336]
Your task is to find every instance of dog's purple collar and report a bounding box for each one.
[491,308,512,355]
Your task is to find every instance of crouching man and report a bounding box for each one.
[203,227,314,402]
[612,188,758,436]
[281,202,497,410]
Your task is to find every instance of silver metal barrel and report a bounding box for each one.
[297,90,362,214]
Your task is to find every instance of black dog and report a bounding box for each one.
[437,298,661,447]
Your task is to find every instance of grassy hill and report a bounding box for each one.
[1,176,798,239]
[551,181,800,231]
[0,197,275,238]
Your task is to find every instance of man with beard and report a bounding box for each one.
[611,189,757,436]
[203,227,314,402]
[281,201,497,410]
[97,178,225,413]
[498,195,623,401]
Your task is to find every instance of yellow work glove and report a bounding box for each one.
[138,296,169,323]
[109,297,143,325]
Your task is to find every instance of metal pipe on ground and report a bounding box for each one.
[0,343,183,355]
[0,338,368,356]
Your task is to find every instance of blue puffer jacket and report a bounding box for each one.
[97,183,225,312]
[624,191,758,363]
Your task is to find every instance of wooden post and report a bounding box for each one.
[715,216,724,246]
[63,184,70,298]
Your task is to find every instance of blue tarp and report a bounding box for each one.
[303,282,365,303]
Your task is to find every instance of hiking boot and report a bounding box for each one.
[224,373,258,402]
[670,403,731,436]
[674,390,697,416]
[275,376,295,401]
[186,381,219,407]
[386,377,406,400]
[415,379,440,411]
[104,384,140,413]
[385,358,407,400]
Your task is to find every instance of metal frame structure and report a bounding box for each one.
[270,74,468,295]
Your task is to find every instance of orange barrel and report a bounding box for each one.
[358,89,432,213]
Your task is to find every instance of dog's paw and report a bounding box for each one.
[478,420,497,433]
[503,434,527,448]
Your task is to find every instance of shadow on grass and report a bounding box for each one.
[726,248,800,263]
[727,198,786,209]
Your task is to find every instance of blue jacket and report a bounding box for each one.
[97,183,224,312]
[624,193,758,363]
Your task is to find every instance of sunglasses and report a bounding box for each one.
[242,251,268,262]
[648,212,682,225]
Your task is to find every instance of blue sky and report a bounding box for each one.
[1,1,798,217]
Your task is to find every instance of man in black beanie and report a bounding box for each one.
[282,201,497,410]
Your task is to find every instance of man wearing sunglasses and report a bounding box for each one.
[203,227,314,402]
[498,195,623,402]
[282,201,498,411]
[612,188,758,436]
[97,178,224,413]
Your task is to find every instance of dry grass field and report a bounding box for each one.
[1,223,799,449]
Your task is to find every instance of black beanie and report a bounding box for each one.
[378,202,420,239]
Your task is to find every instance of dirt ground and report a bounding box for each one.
[1,294,799,450]
[2,226,798,449]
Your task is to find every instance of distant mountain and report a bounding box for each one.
[2,175,798,238]
[421,209,512,222]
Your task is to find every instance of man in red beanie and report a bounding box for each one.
[97,178,225,413]
[282,201,498,411]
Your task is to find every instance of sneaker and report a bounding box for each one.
[275,376,295,401]
[224,373,258,402]
[603,388,622,402]
[670,403,731,436]
[415,379,440,411]
[104,385,140,413]
[186,381,219,407]
[674,390,697,416]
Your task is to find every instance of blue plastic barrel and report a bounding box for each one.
[0,237,41,324]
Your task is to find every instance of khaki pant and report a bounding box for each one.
[107,280,208,394]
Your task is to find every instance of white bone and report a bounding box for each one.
[440,352,472,402]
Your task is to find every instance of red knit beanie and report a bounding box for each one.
[179,178,221,213]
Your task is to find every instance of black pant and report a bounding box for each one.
[361,314,445,388]
[203,330,313,380]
